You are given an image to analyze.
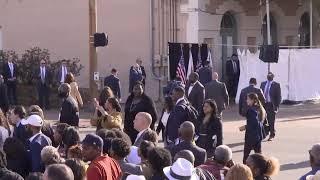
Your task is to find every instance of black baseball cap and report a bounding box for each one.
[82,134,103,150]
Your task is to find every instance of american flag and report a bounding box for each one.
[176,48,186,84]
[196,46,202,71]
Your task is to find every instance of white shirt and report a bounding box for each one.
[232,60,237,73]
[29,132,42,142]
[264,81,273,102]
[135,128,148,143]
[8,62,14,77]
[41,67,46,81]
[60,66,67,83]
[175,97,185,105]
[188,84,194,96]
[161,111,170,127]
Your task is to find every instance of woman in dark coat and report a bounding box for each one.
[124,81,158,143]
[196,99,223,157]
[242,93,266,164]
[156,96,174,146]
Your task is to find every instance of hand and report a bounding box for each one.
[93,98,99,108]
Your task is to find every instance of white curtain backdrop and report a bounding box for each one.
[236,48,320,103]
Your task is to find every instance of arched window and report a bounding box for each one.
[298,12,310,47]
[262,14,278,45]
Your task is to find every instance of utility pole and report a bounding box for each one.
[89,0,98,98]
[310,0,313,47]
[266,0,271,73]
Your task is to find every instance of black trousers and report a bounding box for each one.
[265,103,276,137]
[227,76,239,98]
[38,84,50,109]
[243,141,262,164]
[7,82,17,105]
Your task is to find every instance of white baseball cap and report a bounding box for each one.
[126,175,146,180]
[21,115,43,127]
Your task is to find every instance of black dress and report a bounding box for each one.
[124,93,157,143]
[196,115,223,157]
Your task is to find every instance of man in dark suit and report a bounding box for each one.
[35,60,52,110]
[129,64,143,92]
[166,86,190,145]
[56,59,69,85]
[205,72,229,116]
[0,75,9,113]
[136,58,146,86]
[104,68,121,100]
[167,121,207,167]
[11,106,29,144]
[260,72,281,141]
[3,56,18,105]
[198,61,212,85]
[239,78,266,117]
[58,83,79,127]
[186,72,205,113]
[21,114,52,173]
[226,54,240,98]
[133,112,152,147]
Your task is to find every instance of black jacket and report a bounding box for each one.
[260,81,282,112]
[104,75,121,98]
[198,66,212,85]
[186,81,205,113]
[13,123,29,145]
[2,62,18,83]
[226,60,240,78]
[0,84,9,113]
[239,85,265,117]
[205,80,229,114]
[245,107,265,145]
[59,96,79,126]
[34,66,52,87]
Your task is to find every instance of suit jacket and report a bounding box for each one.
[104,75,121,98]
[34,66,52,87]
[226,60,240,79]
[59,96,80,126]
[140,65,146,85]
[118,159,142,176]
[133,128,152,147]
[56,65,69,84]
[129,68,143,92]
[28,133,52,173]
[239,85,266,117]
[165,99,189,143]
[167,141,207,167]
[3,62,18,83]
[0,84,9,113]
[13,123,29,145]
[198,66,212,85]
[205,80,229,114]
[260,81,282,112]
[186,81,205,113]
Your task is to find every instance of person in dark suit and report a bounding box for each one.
[198,61,212,85]
[133,112,153,147]
[129,64,143,92]
[56,59,69,85]
[239,78,266,117]
[21,114,52,173]
[167,121,207,167]
[104,68,121,100]
[11,106,29,145]
[163,77,184,96]
[3,56,18,105]
[226,54,240,98]
[58,83,80,127]
[205,72,229,116]
[186,72,205,113]
[0,75,9,114]
[136,58,146,86]
[124,81,157,143]
[165,86,190,145]
[241,93,266,164]
[34,60,52,110]
[260,72,281,141]
[156,96,174,146]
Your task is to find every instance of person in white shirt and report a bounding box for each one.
[156,96,174,146]
[133,112,152,147]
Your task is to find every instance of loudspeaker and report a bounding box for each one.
[94,33,108,47]
[259,45,279,63]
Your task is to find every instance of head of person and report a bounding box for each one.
[64,73,75,84]
[67,144,83,159]
[178,121,195,142]
[111,68,118,75]
[64,159,86,180]
[225,163,253,180]
[96,129,117,154]
[163,96,174,112]
[171,86,185,102]
[141,130,158,144]
[111,128,132,146]
[58,83,71,99]
[214,145,233,166]
[138,140,155,161]
[26,172,44,180]
[163,158,196,180]
[249,78,257,86]
[133,63,140,70]
[174,150,195,166]
[132,81,144,97]
[247,93,266,121]
[11,105,26,125]
[212,72,219,81]
[203,99,218,117]
[148,147,172,174]
[41,146,61,167]
[61,59,67,67]
[43,164,74,180]
[267,72,274,81]
[105,97,121,112]
[7,55,13,63]
[3,137,27,160]
[40,60,46,68]
[53,123,70,146]
[231,54,238,61]
[188,72,199,84]
[62,127,80,152]
[0,75,4,84]
[28,105,45,120]
[22,115,43,136]
[246,153,280,178]
[136,58,142,66]
[309,143,320,168]
[110,138,131,160]
[81,134,104,162]
[134,112,152,132]
[99,86,115,107]
[0,109,9,130]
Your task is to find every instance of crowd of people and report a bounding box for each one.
[0,57,318,180]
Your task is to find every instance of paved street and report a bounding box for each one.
[44,102,320,180]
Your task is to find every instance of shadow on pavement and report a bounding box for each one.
[227,142,245,148]
[280,161,309,171]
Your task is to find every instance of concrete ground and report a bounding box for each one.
[44,102,320,180]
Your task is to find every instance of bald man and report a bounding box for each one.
[204,72,229,116]
[166,121,207,166]
[35,59,52,109]
[133,112,153,146]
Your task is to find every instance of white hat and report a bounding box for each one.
[126,175,146,180]
[163,158,197,180]
[21,115,43,127]
[307,171,320,180]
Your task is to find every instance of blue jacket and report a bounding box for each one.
[129,68,143,92]
[104,75,121,98]
[245,107,265,144]
[13,123,29,144]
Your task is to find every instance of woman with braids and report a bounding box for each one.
[240,93,266,164]
[246,153,280,180]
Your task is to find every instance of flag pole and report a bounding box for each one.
[266,0,271,73]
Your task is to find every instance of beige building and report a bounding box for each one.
[0,0,319,101]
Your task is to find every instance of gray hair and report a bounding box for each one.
[214,145,232,164]
[41,146,61,166]
[58,83,71,94]
[45,164,74,180]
